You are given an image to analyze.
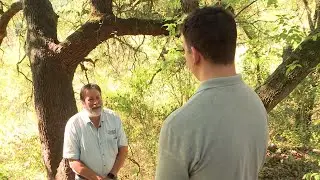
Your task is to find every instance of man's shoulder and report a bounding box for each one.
[66,112,84,127]
[103,108,117,116]
[102,108,122,123]
[163,102,196,130]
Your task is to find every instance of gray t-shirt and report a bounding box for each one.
[156,75,268,180]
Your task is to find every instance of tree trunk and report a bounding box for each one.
[31,56,77,179]
[24,0,77,179]
[256,34,320,113]
[0,1,22,45]
[13,0,320,179]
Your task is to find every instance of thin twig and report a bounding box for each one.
[148,68,162,85]
[25,86,34,108]
[147,38,170,85]
[302,0,315,31]
[16,54,32,83]
[235,0,258,18]
[127,144,141,177]
[80,62,90,84]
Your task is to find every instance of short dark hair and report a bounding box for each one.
[181,6,237,64]
[80,83,102,101]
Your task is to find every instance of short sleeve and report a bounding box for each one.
[117,117,128,147]
[63,120,80,160]
[155,121,189,180]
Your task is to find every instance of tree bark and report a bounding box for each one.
[91,0,113,16]
[13,0,320,179]
[31,55,77,179]
[60,17,169,68]
[256,33,320,113]
[180,0,199,13]
[24,0,77,179]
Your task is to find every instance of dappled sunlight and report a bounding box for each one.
[1,0,320,179]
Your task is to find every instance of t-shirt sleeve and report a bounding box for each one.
[63,120,80,160]
[155,121,189,180]
[117,117,128,147]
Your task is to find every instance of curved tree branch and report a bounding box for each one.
[59,16,170,68]
[235,0,258,18]
[0,0,22,45]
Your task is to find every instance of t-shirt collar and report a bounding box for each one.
[196,74,243,94]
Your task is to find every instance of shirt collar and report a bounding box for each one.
[196,74,243,94]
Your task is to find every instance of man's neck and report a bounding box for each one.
[197,62,236,82]
[90,116,101,128]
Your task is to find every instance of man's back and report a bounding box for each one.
[156,75,268,180]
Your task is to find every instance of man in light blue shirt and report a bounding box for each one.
[156,6,268,180]
[63,83,128,180]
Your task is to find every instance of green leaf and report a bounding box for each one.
[163,23,177,36]
[302,174,307,179]
[286,60,302,76]
[267,0,278,7]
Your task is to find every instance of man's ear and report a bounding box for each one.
[191,47,201,65]
[81,100,85,107]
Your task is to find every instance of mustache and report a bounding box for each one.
[91,106,102,110]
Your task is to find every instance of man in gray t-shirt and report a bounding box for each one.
[155,6,268,180]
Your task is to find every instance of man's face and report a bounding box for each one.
[82,88,102,117]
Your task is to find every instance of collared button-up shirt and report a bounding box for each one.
[63,108,128,179]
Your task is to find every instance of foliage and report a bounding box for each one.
[1,0,320,179]
[260,147,320,179]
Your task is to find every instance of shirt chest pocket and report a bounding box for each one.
[103,129,118,152]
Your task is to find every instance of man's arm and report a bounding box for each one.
[109,146,128,176]
[68,159,105,180]
[63,121,103,179]
[109,115,129,177]
[155,122,189,180]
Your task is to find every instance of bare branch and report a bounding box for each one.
[235,0,258,18]
[148,38,170,85]
[113,36,145,54]
[0,0,22,45]
[302,0,315,31]
[80,62,90,84]
[148,68,162,85]
[16,54,32,83]
[314,0,320,29]
[83,58,97,67]
[114,0,142,15]
[128,144,141,177]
